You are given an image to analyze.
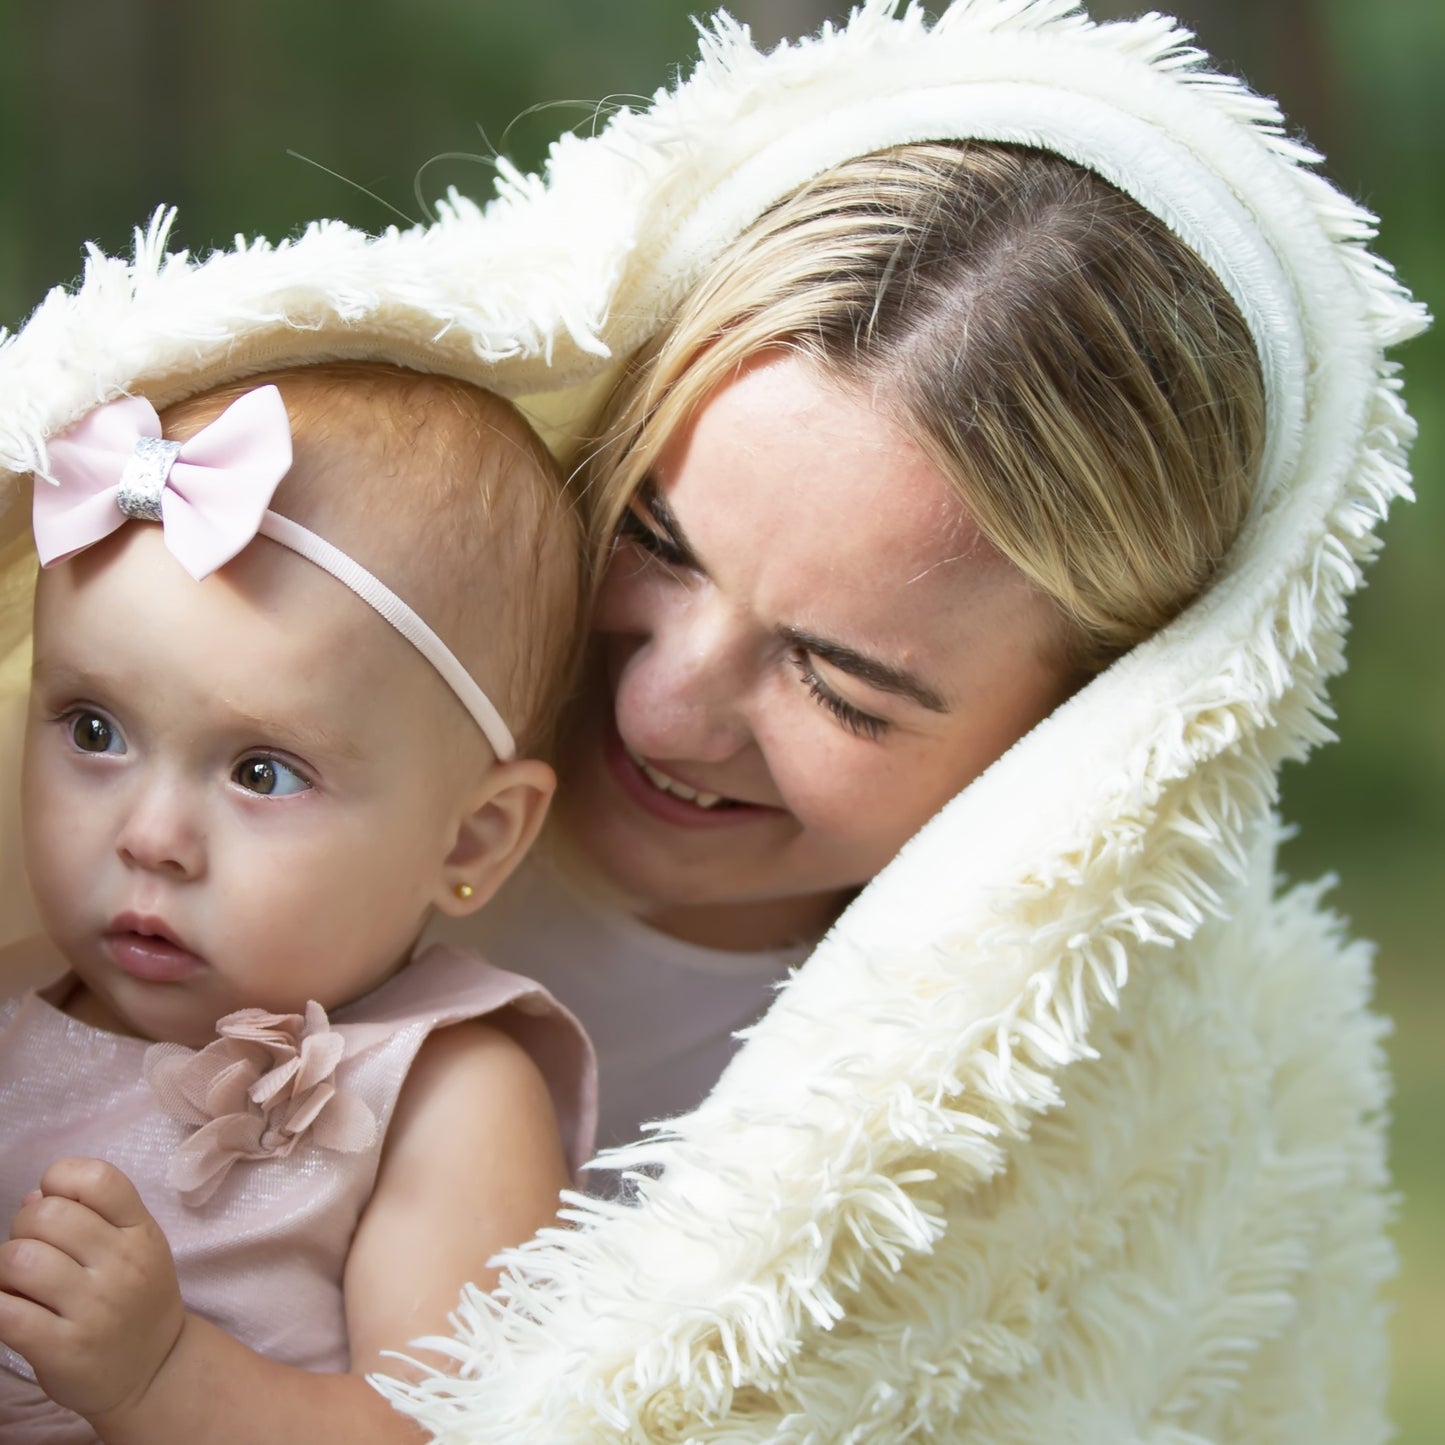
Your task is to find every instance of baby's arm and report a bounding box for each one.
[343,1017,571,1373]
[0,1021,569,1443]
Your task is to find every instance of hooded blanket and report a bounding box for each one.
[0,3,1427,1442]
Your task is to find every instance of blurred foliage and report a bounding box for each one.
[1,0,1440,1434]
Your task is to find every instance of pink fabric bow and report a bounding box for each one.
[35,386,293,581]
[144,1001,378,1207]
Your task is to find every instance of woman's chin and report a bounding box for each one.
[551,784,851,950]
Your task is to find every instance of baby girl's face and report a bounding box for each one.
[23,523,483,1046]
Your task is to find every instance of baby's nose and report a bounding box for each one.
[115,783,205,880]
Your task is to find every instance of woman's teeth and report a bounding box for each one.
[630,751,729,809]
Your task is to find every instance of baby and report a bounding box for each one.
[0,363,595,1443]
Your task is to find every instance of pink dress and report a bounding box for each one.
[0,943,597,1444]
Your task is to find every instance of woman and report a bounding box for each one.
[448,139,1269,1153]
[0,2,1425,1440]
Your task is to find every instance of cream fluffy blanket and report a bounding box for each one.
[0,3,1427,1441]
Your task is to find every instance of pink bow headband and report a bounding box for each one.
[34,386,516,761]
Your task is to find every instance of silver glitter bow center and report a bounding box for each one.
[115,436,183,522]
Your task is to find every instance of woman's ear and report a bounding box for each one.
[434,759,556,917]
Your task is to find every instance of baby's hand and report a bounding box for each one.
[0,1157,185,1421]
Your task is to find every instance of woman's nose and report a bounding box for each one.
[115,781,206,880]
[605,581,756,763]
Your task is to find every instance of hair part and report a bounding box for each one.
[575,142,1266,673]
[164,362,582,760]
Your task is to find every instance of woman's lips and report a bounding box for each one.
[602,725,775,831]
[105,916,203,983]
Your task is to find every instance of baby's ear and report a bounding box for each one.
[435,759,555,916]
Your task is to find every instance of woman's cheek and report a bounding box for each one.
[805,733,949,847]
[757,710,877,833]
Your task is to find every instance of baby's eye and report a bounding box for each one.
[66,710,126,755]
[233,755,311,798]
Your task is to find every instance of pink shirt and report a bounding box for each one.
[0,943,595,1444]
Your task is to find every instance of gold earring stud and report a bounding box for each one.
[453,882,475,901]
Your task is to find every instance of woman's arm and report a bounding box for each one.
[0,1020,569,1443]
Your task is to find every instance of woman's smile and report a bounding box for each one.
[604,719,773,829]
[625,750,731,811]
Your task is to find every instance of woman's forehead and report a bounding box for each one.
[665,357,995,560]
[656,352,1045,668]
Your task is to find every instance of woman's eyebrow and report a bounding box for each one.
[784,627,948,713]
[641,483,947,712]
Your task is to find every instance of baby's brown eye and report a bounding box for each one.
[237,759,278,795]
[70,712,116,753]
[233,755,311,798]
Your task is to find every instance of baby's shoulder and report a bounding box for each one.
[376,1016,565,1196]
[403,1016,552,1113]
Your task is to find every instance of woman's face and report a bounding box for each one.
[558,351,1076,948]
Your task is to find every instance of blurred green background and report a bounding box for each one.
[1,0,1439,1433]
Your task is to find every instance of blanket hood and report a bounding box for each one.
[0,3,1427,1441]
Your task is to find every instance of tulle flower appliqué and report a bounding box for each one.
[144,1001,377,1206]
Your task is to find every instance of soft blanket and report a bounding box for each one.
[0,3,1426,1441]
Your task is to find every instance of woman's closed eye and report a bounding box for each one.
[787,649,889,742]
[617,496,693,571]
[232,754,313,798]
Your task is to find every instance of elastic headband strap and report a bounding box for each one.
[258,512,516,759]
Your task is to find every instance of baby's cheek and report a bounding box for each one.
[24,813,84,922]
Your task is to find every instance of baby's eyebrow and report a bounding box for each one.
[31,654,366,762]
[224,706,366,764]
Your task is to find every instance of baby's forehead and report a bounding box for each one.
[160,366,574,757]
[34,524,470,762]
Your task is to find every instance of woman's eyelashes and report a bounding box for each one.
[618,488,889,741]
[232,754,313,798]
[618,496,692,570]
[788,651,888,741]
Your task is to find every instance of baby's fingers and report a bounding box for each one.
[38,1158,151,1231]
[0,1282,70,1370]
[0,1232,88,1319]
[10,1189,118,1272]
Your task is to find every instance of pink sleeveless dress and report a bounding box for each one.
[0,943,597,1444]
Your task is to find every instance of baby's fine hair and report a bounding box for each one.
[579,141,1267,674]
[164,362,581,760]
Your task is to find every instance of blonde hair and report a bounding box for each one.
[575,142,1266,672]
[165,362,582,759]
